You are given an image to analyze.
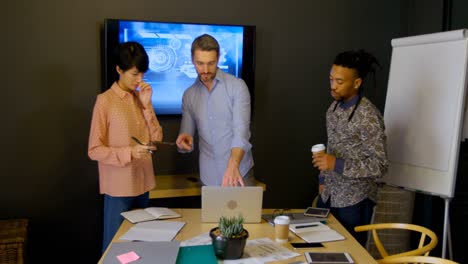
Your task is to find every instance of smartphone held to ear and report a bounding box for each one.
[290,242,323,248]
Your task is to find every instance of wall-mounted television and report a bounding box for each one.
[103,18,256,115]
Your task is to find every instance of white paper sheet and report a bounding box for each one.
[222,238,300,264]
[180,232,212,247]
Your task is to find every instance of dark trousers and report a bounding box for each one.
[102,192,149,253]
[317,196,375,247]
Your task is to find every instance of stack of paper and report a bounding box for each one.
[120,220,185,242]
[289,222,345,243]
[224,238,301,264]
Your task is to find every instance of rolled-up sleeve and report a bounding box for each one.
[178,91,196,153]
[230,79,252,153]
[142,106,163,142]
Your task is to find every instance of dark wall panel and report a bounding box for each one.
[0,0,427,262]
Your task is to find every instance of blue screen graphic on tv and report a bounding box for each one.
[118,21,244,114]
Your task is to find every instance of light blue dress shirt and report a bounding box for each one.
[179,69,254,185]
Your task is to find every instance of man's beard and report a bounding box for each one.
[200,72,215,82]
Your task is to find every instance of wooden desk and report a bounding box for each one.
[99,209,377,264]
[150,174,266,199]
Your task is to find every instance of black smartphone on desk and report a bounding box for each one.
[304,207,330,218]
[290,242,323,248]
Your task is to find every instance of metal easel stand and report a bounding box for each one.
[442,197,453,259]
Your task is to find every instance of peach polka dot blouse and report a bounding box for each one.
[88,82,163,197]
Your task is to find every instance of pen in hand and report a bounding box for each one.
[132,136,176,147]
[131,136,153,154]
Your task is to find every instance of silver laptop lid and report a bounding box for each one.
[201,186,263,223]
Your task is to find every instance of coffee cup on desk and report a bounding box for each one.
[274,215,290,243]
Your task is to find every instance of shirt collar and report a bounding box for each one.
[214,68,223,82]
[339,95,359,110]
[111,82,133,99]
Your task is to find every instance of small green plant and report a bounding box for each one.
[219,215,245,238]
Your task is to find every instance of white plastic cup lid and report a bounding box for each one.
[274,215,290,225]
[311,144,326,153]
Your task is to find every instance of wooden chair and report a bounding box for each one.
[354,223,438,262]
[379,255,459,264]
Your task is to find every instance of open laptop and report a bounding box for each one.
[201,186,263,223]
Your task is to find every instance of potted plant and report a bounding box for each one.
[209,215,249,260]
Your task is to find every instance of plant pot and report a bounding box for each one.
[209,227,249,260]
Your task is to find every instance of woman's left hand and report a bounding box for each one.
[138,81,153,107]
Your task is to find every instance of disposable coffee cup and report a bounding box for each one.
[311,144,326,156]
[274,215,290,243]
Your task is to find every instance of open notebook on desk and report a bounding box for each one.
[289,222,345,243]
[121,207,181,223]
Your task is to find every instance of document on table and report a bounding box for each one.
[120,220,185,242]
[289,222,345,243]
[289,222,330,233]
[180,231,212,247]
[223,238,300,264]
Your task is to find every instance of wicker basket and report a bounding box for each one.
[0,219,28,264]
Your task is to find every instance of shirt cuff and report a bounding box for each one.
[120,146,132,165]
[230,136,252,153]
[177,147,193,154]
[319,175,325,184]
[334,158,344,174]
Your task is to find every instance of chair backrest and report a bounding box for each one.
[354,223,438,259]
[378,255,459,264]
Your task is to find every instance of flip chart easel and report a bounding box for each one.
[383,29,468,258]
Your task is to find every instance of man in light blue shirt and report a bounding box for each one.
[176,34,254,186]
